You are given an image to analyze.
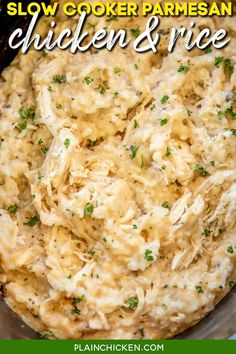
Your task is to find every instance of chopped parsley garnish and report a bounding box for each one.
[204,47,212,54]
[42,331,53,339]
[214,57,233,72]
[64,138,70,149]
[144,249,154,262]
[38,139,43,145]
[87,23,95,30]
[67,274,72,279]
[84,202,94,216]
[17,122,27,132]
[166,146,171,156]
[229,281,235,288]
[202,229,212,238]
[160,118,168,126]
[48,86,53,92]
[88,248,95,256]
[113,67,121,74]
[186,108,192,116]
[227,246,234,254]
[128,297,138,309]
[195,286,204,294]
[113,91,119,98]
[56,103,62,109]
[134,120,139,129]
[218,106,236,120]
[134,64,139,70]
[106,15,118,22]
[161,95,169,104]
[217,111,225,120]
[133,224,138,230]
[228,128,236,136]
[8,204,18,215]
[130,145,140,160]
[83,76,93,85]
[214,56,224,68]
[41,146,48,154]
[24,215,39,227]
[19,106,35,120]
[141,154,144,169]
[178,60,191,74]
[52,74,66,84]
[70,309,80,315]
[210,160,215,166]
[73,297,84,304]
[162,201,170,209]
[224,58,234,72]
[130,27,140,38]
[98,85,106,95]
[194,164,209,177]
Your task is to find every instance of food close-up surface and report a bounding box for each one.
[0,0,236,340]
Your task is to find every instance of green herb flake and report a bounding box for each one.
[19,107,35,120]
[224,58,233,73]
[229,281,235,288]
[128,297,138,309]
[106,15,118,22]
[178,60,191,74]
[41,146,48,154]
[38,139,43,145]
[195,286,204,294]
[24,215,39,227]
[64,138,70,149]
[210,161,215,167]
[134,120,139,129]
[73,297,84,304]
[141,154,144,169]
[70,309,80,315]
[214,57,233,72]
[227,246,234,254]
[162,201,170,209]
[194,164,209,177]
[161,95,169,104]
[8,204,18,215]
[144,249,154,262]
[42,331,53,339]
[130,145,140,160]
[202,229,212,238]
[204,47,212,54]
[56,103,62,109]
[113,67,121,74]
[83,76,93,85]
[67,274,72,279]
[88,248,95,256]
[166,146,171,156]
[229,128,236,136]
[48,86,53,92]
[130,27,140,38]
[98,85,106,95]
[186,108,192,116]
[214,56,224,68]
[133,224,138,230]
[218,106,236,120]
[84,202,94,216]
[17,122,27,132]
[160,118,168,126]
[113,91,119,98]
[52,74,66,84]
